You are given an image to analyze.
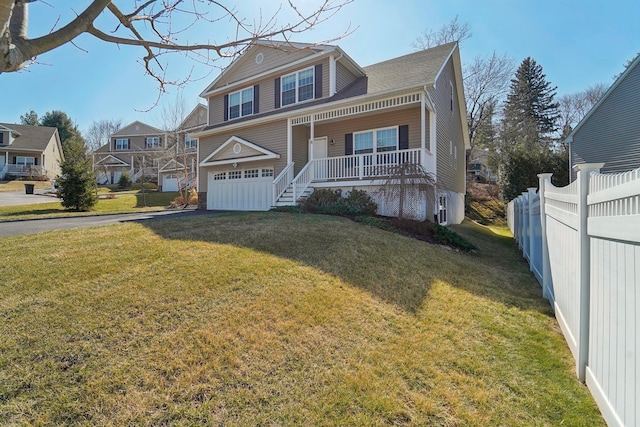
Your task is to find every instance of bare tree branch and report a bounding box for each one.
[412,15,471,50]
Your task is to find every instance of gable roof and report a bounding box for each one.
[364,42,457,93]
[200,135,280,166]
[180,104,208,131]
[94,154,130,166]
[0,123,60,151]
[112,121,164,137]
[566,53,640,144]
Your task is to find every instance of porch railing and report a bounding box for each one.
[290,161,314,202]
[273,162,295,204]
[6,164,45,177]
[311,148,428,181]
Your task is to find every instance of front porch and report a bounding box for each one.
[0,164,46,180]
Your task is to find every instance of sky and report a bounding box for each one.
[1,0,638,134]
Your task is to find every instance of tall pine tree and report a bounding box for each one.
[498,58,565,200]
[502,57,560,152]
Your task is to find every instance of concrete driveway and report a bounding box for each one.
[0,190,59,206]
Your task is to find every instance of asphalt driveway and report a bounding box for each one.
[0,190,59,206]
[0,210,206,238]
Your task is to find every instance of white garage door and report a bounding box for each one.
[207,167,274,211]
[163,174,179,192]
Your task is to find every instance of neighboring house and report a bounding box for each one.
[0,123,64,180]
[467,147,496,183]
[158,104,207,192]
[93,121,166,185]
[194,41,469,224]
[567,54,640,180]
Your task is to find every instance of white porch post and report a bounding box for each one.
[287,118,292,165]
[430,110,437,176]
[420,94,426,167]
[310,116,315,150]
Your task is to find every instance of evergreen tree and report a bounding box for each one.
[19,110,39,125]
[502,57,560,151]
[40,110,82,155]
[57,137,98,211]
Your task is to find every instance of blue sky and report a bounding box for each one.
[1,0,638,133]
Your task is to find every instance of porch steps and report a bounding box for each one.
[273,185,314,207]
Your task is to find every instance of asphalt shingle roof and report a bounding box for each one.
[363,42,456,93]
[0,123,58,151]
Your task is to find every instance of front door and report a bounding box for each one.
[310,137,328,180]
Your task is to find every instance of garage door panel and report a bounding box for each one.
[208,169,273,211]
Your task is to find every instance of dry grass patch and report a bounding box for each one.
[0,213,603,425]
[0,180,52,192]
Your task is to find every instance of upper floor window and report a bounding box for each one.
[115,138,129,150]
[281,67,314,106]
[185,135,197,150]
[146,137,160,149]
[354,126,398,154]
[229,86,254,119]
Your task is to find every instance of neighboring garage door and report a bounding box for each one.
[207,167,274,211]
[163,174,179,192]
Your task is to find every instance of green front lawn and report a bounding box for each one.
[0,191,179,221]
[0,213,603,425]
[0,180,52,192]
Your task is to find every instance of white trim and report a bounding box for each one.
[421,94,426,151]
[95,154,130,166]
[159,159,186,172]
[329,55,337,96]
[287,118,292,165]
[200,135,280,166]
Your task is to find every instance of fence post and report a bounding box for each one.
[537,173,553,302]
[527,187,537,273]
[574,162,604,381]
[521,192,530,258]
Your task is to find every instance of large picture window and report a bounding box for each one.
[354,127,398,154]
[229,87,254,119]
[281,67,314,106]
[16,156,35,165]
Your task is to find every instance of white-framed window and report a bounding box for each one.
[281,67,314,106]
[229,87,254,119]
[16,156,35,165]
[146,137,160,149]
[228,170,242,180]
[261,168,274,178]
[354,126,398,154]
[213,172,226,180]
[115,138,129,150]
[244,169,259,179]
[185,135,197,149]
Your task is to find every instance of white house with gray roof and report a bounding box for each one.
[0,123,64,180]
[195,41,470,223]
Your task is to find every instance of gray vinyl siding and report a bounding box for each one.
[570,61,640,179]
[213,46,317,88]
[336,61,358,92]
[431,59,466,194]
[198,120,288,192]
[314,107,423,158]
[207,58,330,126]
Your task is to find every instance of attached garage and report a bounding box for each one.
[207,166,274,211]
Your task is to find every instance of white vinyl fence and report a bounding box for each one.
[508,164,639,427]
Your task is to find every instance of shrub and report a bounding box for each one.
[271,205,303,213]
[301,188,377,218]
[118,172,132,189]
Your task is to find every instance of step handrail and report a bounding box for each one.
[273,162,295,204]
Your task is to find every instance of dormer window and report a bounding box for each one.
[281,67,314,106]
[229,87,254,119]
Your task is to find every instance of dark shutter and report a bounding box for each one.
[223,94,229,121]
[399,125,409,150]
[253,85,259,114]
[314,64,323,99]
[34,158,38,165]
[345,133,353,155]
[274,78,281,109]
[12,156,16,164]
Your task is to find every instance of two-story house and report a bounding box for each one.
[158,104,207,192]
[93,121,167,185]
[0,123,64,180]
[195,41,469,224]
